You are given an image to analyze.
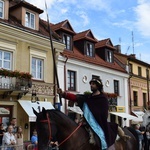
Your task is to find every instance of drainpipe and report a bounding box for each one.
[146,67,150,108]
[127,60,132,113]
[64,56,68,114]
[128,75,132,113]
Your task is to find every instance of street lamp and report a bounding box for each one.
[31,89,39,103]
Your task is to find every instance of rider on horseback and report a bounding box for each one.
[58,78,130,149]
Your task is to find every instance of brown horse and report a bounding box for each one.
[33,108,139,150]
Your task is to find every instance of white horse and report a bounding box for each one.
[142,109,150,129]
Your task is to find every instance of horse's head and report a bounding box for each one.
[33,107,58,150]
[33,108,99,150]
[142,110,150,127]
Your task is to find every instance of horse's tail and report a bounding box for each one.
[127,127,139,149]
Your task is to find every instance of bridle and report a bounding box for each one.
[40,112,82,148]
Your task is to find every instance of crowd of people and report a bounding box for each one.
[0,117,59,150]
[0,118,40,150]
[135,123,150,150]
[0,118,24,150]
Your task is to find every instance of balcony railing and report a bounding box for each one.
[0,76,31,91]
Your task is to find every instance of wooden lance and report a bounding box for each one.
[45,1,62,106]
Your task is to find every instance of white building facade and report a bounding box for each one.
[57,55,131,127]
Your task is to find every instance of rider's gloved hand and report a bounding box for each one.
[57,88,65,98]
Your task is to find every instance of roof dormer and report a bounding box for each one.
[0,0,9,20]
[51,20,76,51]
[95,38,116,63]
[9,0,43,30]
[73,29,97,57]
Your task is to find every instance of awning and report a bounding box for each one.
[68,106,83,115]
[18,100,54,122]
[110,112,138,120]
[132,111,145,122]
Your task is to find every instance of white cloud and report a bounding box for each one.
[112,20,134,31]
[134,1,150,37]
[25,0,56,20]
[26,0,55,9]
[61,9,68,14]
[75,11,89,26]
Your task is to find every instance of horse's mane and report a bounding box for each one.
[45,109,77,125]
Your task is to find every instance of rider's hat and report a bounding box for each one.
[89,78,103,92]
[89,78,102,86]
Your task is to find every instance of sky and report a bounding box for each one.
[26,0,150,64]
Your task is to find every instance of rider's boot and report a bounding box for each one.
[87,127,96,145]
[118,126,131,141]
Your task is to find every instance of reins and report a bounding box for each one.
[58,122,82,147]
[40,112,82,148]
[40,113,53,141]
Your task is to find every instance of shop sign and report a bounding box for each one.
[0,108,10,114]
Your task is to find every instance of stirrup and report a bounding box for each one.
[89,135,96,145]
[87,127,96,145]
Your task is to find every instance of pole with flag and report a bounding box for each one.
[45,0,62,106]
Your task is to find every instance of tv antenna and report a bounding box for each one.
[126,46,130,54]
[119,37,121,45]
[132,31,135,54]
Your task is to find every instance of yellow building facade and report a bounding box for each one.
[0,0,64,141]
[128,58,150,111]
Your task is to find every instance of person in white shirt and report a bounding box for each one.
[3,125,16,150]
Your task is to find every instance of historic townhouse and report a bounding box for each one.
[115,51,150,124]
[0,0,64,140]
[128,56,150,123]
[51,20,136,127]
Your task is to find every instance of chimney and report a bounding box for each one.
[114,45,121,53]
[129,54,136,58]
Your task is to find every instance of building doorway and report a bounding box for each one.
[0,105,13,129]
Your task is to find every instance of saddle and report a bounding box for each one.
[80,118,101,148]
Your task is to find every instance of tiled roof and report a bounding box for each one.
[62,47,127,73]
[114,52,128,65]
[9,0,43,14]
[115,52,150,67]
[0,16,60,41]
[51,19,76,35]
[39,19,61,40]
[95,38,115,50]
[73,29,98,42]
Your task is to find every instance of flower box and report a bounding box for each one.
[0,69,33,90]
[0,69,32,80]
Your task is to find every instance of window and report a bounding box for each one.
[92,75,100,80]
[133,91,138,106]
[106,50,113,63]
[146,69,149,79]
[0,0,4,19]
[129,63,133,73]
[67,70,76,91]
[143,93,147,108]
[25,12,35,29]
[0,50,12,70]
[86,42,94,57]
[114,80,119,95]
[63,34,72,50]
[138,66,142,76]
[32,58,43,80]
